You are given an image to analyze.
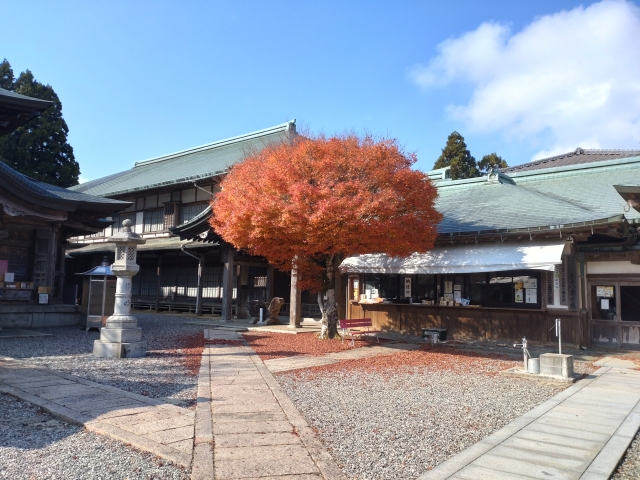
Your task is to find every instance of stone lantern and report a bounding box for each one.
[93,219,147,358]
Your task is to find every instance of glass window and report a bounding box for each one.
[621,286,640,321]
[489,274,513,305]
[469,273,486,304]
[591,285,616,320]
[143,209,165,232]
[416,274,436,301]
[180,203,208,225]
[112,213,136,233]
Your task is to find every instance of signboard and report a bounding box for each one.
[523,278,537,289]
[525,289,537,304]
[404,278,412,298]
[444,281,453,294]
[596,286,614,298]
[38,293,49,305]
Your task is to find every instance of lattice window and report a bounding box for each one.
[127,246,136,261]
[116,246,126,260]
[113,213,136,233]
[143,209,164,232]
[180,203,207,225]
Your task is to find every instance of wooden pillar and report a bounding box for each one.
[195,254,204,316]
[266,265,274,301]
[221,248,235,322]
[289,262,302,328]
[155,254,163,313]
[173,251,180,301]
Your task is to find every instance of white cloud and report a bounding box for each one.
[411,0,640,159]
[78,176,90,184]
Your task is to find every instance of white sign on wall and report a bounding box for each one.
[404,277,412,298]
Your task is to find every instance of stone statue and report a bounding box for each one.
[246,300,267,324]
[266,297,285,325]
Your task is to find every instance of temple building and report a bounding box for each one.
[0,87,130,329]
[341,149,640,349]
[66,121,300,319]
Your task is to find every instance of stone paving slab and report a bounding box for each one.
[263,342,420,373]
[0,357,194,468]
[593,356,637,368]
[202,339,346,479]
[418,367,640,480]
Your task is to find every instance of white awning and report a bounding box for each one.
[340,241,567,274]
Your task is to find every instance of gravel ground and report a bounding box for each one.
[277,349,571,480]
[612,429,640,479]
[0,314,203,406]
[0,392,189,480]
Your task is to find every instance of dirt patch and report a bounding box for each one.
[243,331,381,361]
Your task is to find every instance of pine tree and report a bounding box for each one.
[0,59,80,187]
[478,152,508,175]
[434,131,478,180]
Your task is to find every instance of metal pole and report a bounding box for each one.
[558,318,562,355]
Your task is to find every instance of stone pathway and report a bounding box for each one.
[594,356,637,369]
[202,329,346,479]
[263,341,420,373]
[419,366,640,480]
[0,357,194,468]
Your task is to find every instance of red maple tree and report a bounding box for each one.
[211,133,441,338]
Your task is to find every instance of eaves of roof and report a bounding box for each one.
[71,120,296,197]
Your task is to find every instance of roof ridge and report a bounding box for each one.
[503,147,640,172]
[133,120,296,168]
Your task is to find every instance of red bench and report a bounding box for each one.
[339,318,382,346]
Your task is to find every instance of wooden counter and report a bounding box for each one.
[348,301,581,345]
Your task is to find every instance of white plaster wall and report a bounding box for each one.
[135,211,144,234]
[587,261,640,275]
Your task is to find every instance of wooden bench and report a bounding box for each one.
[339,318,382,346]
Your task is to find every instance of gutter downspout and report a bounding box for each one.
[181,245,203,316]
[576,252,587,348]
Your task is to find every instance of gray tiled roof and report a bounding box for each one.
[502,148,640,173]
[0,161,129,212]
[436,155,640,235]
[72,121,296,197]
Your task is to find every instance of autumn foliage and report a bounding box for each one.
[210,133,442,291]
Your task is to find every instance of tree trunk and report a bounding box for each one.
[319,255,339,339]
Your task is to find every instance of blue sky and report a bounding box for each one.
[2,0,639,181]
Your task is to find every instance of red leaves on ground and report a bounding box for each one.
[242,332,380,361]
[283,347,521,379]
[151,332,204,377]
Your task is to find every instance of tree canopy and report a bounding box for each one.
[211,133,442,292]
[434,132,509,179]
[0,59,80,187]
[433,131,478,180]
[478,152,508,175]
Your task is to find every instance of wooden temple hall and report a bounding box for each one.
[0,87,130,329]
[65,121,300,320]
[340,149,640,349]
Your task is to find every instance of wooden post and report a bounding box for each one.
[266,265,274,301]
[155,254,163,313]
[195,254,204,316]
[289,261,302,328]
[221,248,235,322]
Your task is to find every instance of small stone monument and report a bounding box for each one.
[93,219,147,359]
[266,297,285,325]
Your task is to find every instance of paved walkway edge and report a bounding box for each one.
[245,345,348,480]
[0,361,192,468]
[418,367,640,480]
[191,345,215,480]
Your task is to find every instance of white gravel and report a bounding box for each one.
[0,314,204,406]
[612,429,640,480]
[0,392,189,480]
[278,366,566,480]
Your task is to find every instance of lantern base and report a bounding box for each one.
[93,339,146,358]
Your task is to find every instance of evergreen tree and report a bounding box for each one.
[433,131,478,180]
[478,152,508,175]
[0,59,80,187]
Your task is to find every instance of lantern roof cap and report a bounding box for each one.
[108,219,146,244]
